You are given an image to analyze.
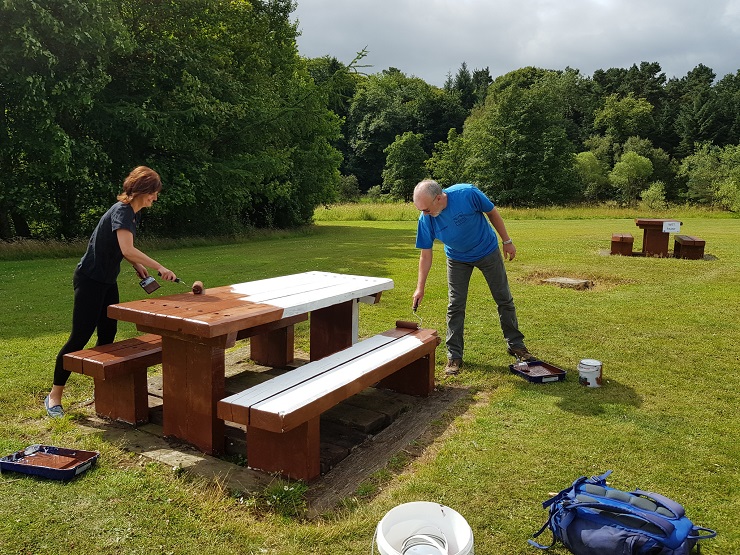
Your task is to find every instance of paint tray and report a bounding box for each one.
[0,444,99,480]
[509,360,566,383]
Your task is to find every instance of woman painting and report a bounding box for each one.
[45,166,178,417]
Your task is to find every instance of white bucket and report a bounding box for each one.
[578,359,602,387]
[374,502,474,555]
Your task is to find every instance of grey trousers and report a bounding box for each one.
[445,250,525,360]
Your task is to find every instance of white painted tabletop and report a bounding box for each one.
[229,271,394,317]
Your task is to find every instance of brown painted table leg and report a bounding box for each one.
[310,300,355,361]
[161,336,226,454]
[250,325,294,367]
[641,228,670,257]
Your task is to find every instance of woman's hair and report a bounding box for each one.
[117,166,162,203]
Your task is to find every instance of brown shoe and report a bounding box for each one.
[444,358,463,375]
[507,346,538,362]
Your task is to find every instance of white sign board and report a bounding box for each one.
[662,221,681,233]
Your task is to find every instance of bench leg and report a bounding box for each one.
[93,368,149,425]
[376,353,435,397]
[247,417,321,481]
[610,240,633,256]
[250,325,295,367]
[675,243,704,260]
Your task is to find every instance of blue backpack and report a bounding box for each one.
[529,471,716,555]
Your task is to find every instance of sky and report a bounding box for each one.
[291,0,740,86]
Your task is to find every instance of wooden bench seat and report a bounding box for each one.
[217,326,440,481]
[610,233,634,256]
[63,334,162,424]
[674,235,705,260]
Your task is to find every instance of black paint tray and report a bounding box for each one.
[1,444,99,480]
[509,360,566,383]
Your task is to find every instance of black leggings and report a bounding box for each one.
[53,268,119,386]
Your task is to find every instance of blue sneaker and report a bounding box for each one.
[44,395,64,418]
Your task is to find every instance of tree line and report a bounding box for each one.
[320,60,740,210]
[2,0,739,240]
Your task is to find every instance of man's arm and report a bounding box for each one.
[486,207,516,260]
[412,248,433,308]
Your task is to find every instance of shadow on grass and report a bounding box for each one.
[481,363,643,416]
[543,378,643,416]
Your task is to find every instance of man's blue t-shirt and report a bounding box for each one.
[415,184,499,262]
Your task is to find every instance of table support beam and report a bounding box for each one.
[309,300,356,361]
[161,336,225,454]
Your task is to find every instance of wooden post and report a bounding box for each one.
[247,417,321,481]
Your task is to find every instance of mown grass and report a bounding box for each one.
[1,208,738,554]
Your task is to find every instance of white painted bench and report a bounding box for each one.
[217,326,440,481]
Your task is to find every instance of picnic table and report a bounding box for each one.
[107,271,394,454]
[634,218,682,257]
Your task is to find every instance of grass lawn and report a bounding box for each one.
[1,207,738,554]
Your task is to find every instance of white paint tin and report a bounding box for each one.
[578,359,602,387]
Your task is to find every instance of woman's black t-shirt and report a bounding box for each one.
[77,202,139,284]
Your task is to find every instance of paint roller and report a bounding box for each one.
[396,300,423,329]
[158,273,205,294]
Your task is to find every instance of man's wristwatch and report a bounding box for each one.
[502,239,513,245]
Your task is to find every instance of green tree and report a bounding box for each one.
[346,69,465,190]
[92,0,340,233]
[640,181,668,210]
[471,67,493,107]
[306,54,365,176]
[608,151,653,205]
[460,68,578,206]
[594,93,654,145]
[713,71,740,146]
[453,62,475,110]
[2,0,342,238]
[336,174,361,202]
[574,151,610,201]
[678,143,740,208]
[674,65,721,158]
[426,128,468,187]
[622,136,679,200]
[0,0,128,238]
[382,132,427,201]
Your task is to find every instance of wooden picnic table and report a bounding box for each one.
[634,218,682,257]
[107,271,394,454]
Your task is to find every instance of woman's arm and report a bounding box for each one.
[116,229,176,280]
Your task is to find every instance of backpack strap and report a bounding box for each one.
[529,471,614,550]
[588,470,613,484]
[688,526,718,541]
[528,510,560,549]
[631,489,685,518]
[570,501,676,537]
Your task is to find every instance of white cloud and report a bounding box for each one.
[292,0,740,85]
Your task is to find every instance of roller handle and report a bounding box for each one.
[157,272,190,287]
